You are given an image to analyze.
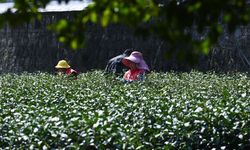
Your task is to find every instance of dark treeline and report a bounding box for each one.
[0,11,250,73]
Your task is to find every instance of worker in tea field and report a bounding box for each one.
[105,49,133,75]
[55,60,78,79]
[122,51,149,82]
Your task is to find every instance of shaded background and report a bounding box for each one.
[0,11,250,73]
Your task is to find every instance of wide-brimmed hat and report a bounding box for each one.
[122,51,149,71]
[55,60,70,69]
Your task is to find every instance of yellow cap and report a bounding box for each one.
[55,60,70,69]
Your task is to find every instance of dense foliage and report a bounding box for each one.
[0,0,250,60]
[0,71,250,149]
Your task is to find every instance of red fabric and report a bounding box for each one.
[122,59,133,68]
[66,68,77,75]
[123,69,145,81]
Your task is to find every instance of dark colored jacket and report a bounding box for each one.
[105,54,128,74]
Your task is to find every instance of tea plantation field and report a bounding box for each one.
[0,71,250,149]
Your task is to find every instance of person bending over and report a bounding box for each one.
[121,51,149,82]
[55,60,78,79]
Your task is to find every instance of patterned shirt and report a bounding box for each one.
[65,68,78,79]
[123,69,145,82]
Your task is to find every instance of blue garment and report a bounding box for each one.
[105,49,133,74]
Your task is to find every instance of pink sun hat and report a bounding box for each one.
[122,51,150,71]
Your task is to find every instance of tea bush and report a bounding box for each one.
[0,71,250,149]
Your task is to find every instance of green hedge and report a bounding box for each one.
[0,71,250,149]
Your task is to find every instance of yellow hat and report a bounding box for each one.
[55,60,70,69]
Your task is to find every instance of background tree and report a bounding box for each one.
[0,0,250,62]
